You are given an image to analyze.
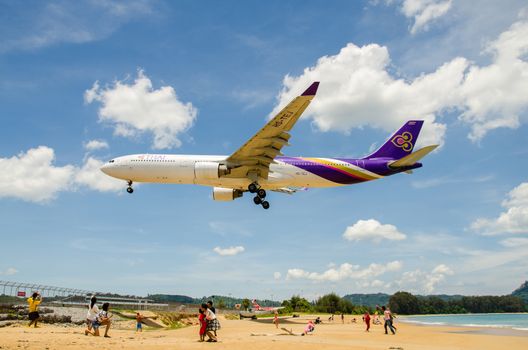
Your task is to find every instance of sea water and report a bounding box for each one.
[400,313,528,331]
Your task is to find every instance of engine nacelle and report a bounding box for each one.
[212,187,243,201]
[194,161,230,180]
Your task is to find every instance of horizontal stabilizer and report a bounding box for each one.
[389,145,438,168]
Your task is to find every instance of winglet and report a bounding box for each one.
[301,82,320,96]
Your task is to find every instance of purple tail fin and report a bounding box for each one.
[365,120,424,160]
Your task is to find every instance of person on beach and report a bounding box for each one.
[273,311,279,329]
[341,313,344,324]
[136,312,143,333]
[207,300,217,337]
[27,292,42,328]
[301,320,315,336]
[198,308,207,341]
[202,303,220,342]
[89,302,112,337]
[363,312,371,332]
[382,306,396,335]
[85,295,99,335]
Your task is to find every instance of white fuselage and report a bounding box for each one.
[100,154,368,190]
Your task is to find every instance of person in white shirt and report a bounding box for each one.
[84,296,99,336]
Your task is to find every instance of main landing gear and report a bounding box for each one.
[126,180,134,194]
[248,183,270,209]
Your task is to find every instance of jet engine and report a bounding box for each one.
[194,161,230,180]
[212,187,243,201]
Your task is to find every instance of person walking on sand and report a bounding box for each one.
[273,311,279,329]
[363,312,371,332]
[136,312,143,333]
[203,303,220,342]
[206,300,217,337]
[382,306,396,335]
[85,295,99,335]
[27,292,42,328]
[198,308,207,342]
[341,313,344,324]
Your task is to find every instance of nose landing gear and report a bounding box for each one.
[248,183,270,210]
[126,180,134,194]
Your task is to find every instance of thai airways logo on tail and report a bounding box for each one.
[391,132,413,152]
[365,120,423,160]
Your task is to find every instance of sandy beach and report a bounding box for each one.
[1,315,527,350]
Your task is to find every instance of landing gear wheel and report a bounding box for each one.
[257,188,266,198]
[261,201,270,209]
[248,183,258,193]
[126,187,134,194]
[253,196,262,205]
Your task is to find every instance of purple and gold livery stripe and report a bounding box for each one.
[279,157,382,185]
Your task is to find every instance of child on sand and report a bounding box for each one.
[198,308,206,342]
[136,312,143,332]
[273,311,279,329]
[363,312,371,332]
[301,320,315,336]
[27,292,42,328]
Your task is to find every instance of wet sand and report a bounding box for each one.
[1,315,527,350]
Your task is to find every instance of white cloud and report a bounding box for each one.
[85,70,197,149]
[84,139,109,151]
[74,157,124,192]
[401,0,453,34]
[213,246,245,256]
[273,272,282,280]
[286,260,402,282]
[0,267,18,276]
[471,182,528,235]
[271,16,528,146]
[0,1,155,53]
[343,219,407,243]
[500,237,528,247]
[0,146,75,203]
[395,264,453,293]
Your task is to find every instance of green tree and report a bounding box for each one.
[241,298,251,311]
[216,299,226,309]
[389,291,420,315]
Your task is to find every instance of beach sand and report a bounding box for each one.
[1,315,527,350]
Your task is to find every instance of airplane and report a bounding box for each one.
[100,82,438,209]
[250,299,284,313]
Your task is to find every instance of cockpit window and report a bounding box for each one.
[109,160,115,163]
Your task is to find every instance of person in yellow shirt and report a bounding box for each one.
[27,292,42,328]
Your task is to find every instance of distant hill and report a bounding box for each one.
[512,281,528,303]
[343,293,465,308]
[343,293,390,307]
[148,294,197,304]
[148,294,281,308]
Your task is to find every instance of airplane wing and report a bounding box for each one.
[225,82,319,180]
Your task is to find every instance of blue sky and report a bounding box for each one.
[1,0,527,301]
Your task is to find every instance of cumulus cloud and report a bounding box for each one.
[471,182,528,235]
[85,70,197,149]
[271,17,528,146]
[0,267,19,276]
[401,0,453,34]
[274,272,282,280]
[213,246,245,256]
[84,139,109,151]
[74,157,124,192]
[343,219,407,243]
[395,264,453,293]
[286,261,402,282]
[0,146,75,203]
